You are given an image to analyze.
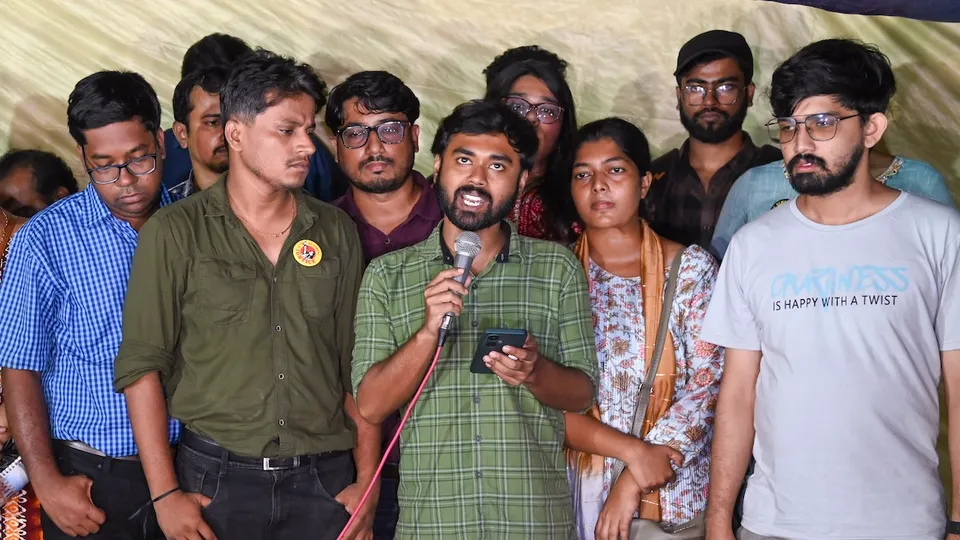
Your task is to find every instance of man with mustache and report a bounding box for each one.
[115,50,376,540]
[326,70,441,540]
[644,30,780,249]
[163,33,349,202]
[701,39,960,540]
[0,70,177,539]
[168,65,230,197]
[351,100,598,539]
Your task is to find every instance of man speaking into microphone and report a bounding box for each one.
[351,99,598,539]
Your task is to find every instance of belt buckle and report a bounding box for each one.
[261,456,300,471]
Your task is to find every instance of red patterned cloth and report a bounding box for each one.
[508,190,549,239]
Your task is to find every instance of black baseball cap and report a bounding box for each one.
[674,30,754,84]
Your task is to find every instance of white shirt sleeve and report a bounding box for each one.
[937,235,960,352]
[700,234,762,351]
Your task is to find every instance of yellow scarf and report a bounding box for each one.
[568,220,677,521]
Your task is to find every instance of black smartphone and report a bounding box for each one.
[470,328,528,374]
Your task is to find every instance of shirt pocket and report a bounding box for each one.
[198,257,257,326]
[297,256,341,320]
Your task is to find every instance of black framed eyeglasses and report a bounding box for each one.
[503,97,563,124]
[682,83,742,106]
[84,153,158,185]
[765,113,861,144]
[337,121,409,149]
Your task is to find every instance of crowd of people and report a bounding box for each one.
[0,25,957,540]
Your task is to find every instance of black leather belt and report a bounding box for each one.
[180,429,347,471]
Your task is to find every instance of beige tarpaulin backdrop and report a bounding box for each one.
[0,0,957,496]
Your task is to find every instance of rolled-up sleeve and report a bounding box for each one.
[0,232,57,372]
[114,215,184,392]
[351,262,398,395]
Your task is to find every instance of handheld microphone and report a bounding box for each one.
[437,231,482,346]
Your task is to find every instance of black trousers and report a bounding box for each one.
[176,431,353,540]
[41,442,162,540]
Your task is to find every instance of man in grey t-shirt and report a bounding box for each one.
[701,39,960,540]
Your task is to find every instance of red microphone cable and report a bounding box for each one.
[336,341,446,539]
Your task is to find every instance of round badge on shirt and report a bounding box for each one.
[293,240,322,267]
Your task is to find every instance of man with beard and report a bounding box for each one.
[644,30,780,248]
[114,50,377,540]
[326,70,441,540]
[701,39,960,540]
[351,100,598,539]
[167,65,230,197]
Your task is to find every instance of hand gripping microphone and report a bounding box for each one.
[437,231,482,347]
[336,231,482,540]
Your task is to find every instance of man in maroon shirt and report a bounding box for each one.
[326,70,440,539]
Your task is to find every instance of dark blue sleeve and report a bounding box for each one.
[304,135,349,202]
[161,129,192,190]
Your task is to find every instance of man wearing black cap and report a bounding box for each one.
[644,29,781,249]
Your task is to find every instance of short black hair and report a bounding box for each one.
[324,71,420,132]
[770,39,896,118]
[431,100,538,172]
[181,33,253,77]
[173,66,229,126]
[221,49,328,125]
[0,149,79,201]
[574,117,652,174]
[67,71,161,146]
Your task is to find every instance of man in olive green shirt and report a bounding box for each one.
[352,100,598,539]
[115,51,378,540]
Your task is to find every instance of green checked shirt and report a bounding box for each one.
[352,221,598,539]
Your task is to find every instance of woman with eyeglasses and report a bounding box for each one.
[563,118,723,540]
[483,45,579,243]
[0,207,43,540]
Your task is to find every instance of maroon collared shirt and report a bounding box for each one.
[335,171,442,265]
[334,170,441,464]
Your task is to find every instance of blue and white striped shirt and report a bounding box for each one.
[0,186,180,457]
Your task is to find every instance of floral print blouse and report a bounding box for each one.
[580,245,723,530]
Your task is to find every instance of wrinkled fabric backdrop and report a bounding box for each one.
[0,0,956,497]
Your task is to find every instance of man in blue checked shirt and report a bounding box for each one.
[0,71,178,540]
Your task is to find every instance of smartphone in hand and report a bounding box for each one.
[470,328,527,374]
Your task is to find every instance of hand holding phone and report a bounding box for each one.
[470,329,527,375]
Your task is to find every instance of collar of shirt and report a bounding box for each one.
[203,173,319,230]
[676,131,762,179]
[420,220,521,269]
[80,181,175,228]
[336,170,441,224]
[168,169,197,198]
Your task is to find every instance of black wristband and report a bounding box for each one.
[127,486,180,522]
[151,486,180,505]
[947,520,960,535]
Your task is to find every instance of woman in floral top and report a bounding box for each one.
[0,207,43,540]
[483,45,579,243]
[563,119,723,539]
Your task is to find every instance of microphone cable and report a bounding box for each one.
[336,342,445,539]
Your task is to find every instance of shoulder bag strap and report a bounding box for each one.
[611,250,684,484]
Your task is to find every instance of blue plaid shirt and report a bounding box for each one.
[0,186,180,457]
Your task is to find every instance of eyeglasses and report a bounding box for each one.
[503,97,563,124]
[682,83,742,106]
[765,113,861,144]
[84,154,158,185]
[338,121,409,149]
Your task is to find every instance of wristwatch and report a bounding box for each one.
[948,520,960,535]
